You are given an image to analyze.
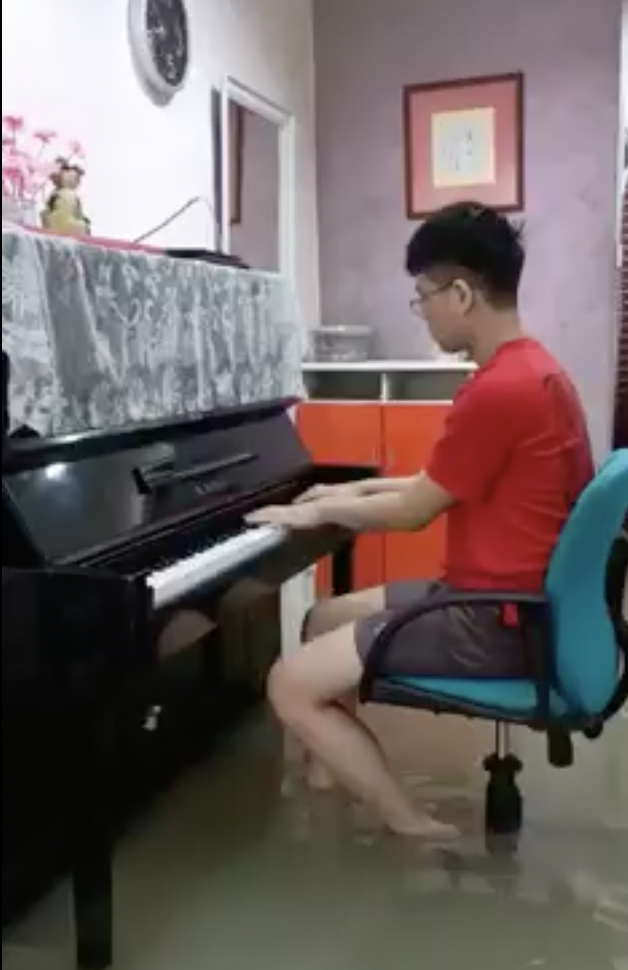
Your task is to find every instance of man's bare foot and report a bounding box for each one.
[305,756,336,791]
[387,815,460,841]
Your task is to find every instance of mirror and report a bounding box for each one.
[219,78,295,280]
[229,104,279,272]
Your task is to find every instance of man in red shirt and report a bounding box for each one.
[248,202,594,839]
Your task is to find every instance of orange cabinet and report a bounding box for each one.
[297,403,385,592]
[382,404,449,582]
[297,402,382,468]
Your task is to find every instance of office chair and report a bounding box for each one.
[360,450,628,848]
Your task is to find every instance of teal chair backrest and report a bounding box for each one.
[545,450,628,715]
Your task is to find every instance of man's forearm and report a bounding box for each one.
[318,491,426,533]
[359,476,415,496]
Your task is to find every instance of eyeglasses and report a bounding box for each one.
[409,280,454,316]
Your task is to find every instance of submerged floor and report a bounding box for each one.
[3,712,627,970]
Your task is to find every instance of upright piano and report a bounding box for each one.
[2,397,374,968]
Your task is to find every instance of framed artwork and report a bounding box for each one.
[403,72,524,219]
[229,101,244,225]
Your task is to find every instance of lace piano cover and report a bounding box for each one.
[2,226,305,436]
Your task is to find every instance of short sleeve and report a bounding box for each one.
[426,379,518,502]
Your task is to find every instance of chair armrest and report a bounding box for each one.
[360,590,553,721]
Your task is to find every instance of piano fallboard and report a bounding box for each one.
[3,398,308,568]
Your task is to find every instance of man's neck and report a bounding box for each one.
[470,310,525,367]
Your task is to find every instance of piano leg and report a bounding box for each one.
[70,709,113,970]
[40,571,150,970]
[330,538,354,598]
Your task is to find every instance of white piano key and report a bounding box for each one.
[147,525,288,609]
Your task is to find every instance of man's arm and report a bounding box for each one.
[251,376,516,535]
[318,376,522,531]
[297,476,416,504]
[315,472,454,532]
[359,476,416,496]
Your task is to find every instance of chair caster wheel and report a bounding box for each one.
[484,754,523,846]
[485,829,520,858]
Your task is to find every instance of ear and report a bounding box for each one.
[452,278,475,314]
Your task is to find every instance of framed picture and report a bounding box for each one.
[403,72,524,219]
[229,100,244,225]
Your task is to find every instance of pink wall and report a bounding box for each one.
[314,0,622,455]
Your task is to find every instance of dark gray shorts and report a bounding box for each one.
[355,581,527,680]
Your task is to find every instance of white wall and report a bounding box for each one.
[1,0,320,323]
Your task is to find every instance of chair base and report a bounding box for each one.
[483,752,523,854]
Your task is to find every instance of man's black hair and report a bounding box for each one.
[406,202,525,305]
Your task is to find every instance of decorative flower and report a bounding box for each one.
[68,139,85,159]
[2,164,24,196]
[2,115,25,134]
[33,128,57,146]
[1,116,86,201]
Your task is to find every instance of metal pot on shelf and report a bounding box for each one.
[308,325,373,363]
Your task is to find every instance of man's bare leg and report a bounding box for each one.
[269,620,458,839]
[302,588,386,790]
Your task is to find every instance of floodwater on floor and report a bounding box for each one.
[3,712,627,970]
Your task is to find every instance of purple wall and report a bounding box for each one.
[314,0,622,454]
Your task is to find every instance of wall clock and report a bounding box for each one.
[128,0,189,105]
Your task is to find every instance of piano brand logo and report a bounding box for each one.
[195,482,216,497]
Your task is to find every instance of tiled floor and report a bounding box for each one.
[3,713,627,970]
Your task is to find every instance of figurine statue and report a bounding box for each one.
[41,158,90,235]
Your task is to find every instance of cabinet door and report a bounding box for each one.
[382,404,449,583]
[297,402,382,467]
[297,403,385,591]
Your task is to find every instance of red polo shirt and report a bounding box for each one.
[426,338,594,590]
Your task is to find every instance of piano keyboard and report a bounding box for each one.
[147,525,288,609]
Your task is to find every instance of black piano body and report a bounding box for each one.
[2,397,375,968]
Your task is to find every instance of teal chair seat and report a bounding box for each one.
[390,677,571,718]
[360,449,628,845]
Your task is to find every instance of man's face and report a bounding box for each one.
[411,273,475,354]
